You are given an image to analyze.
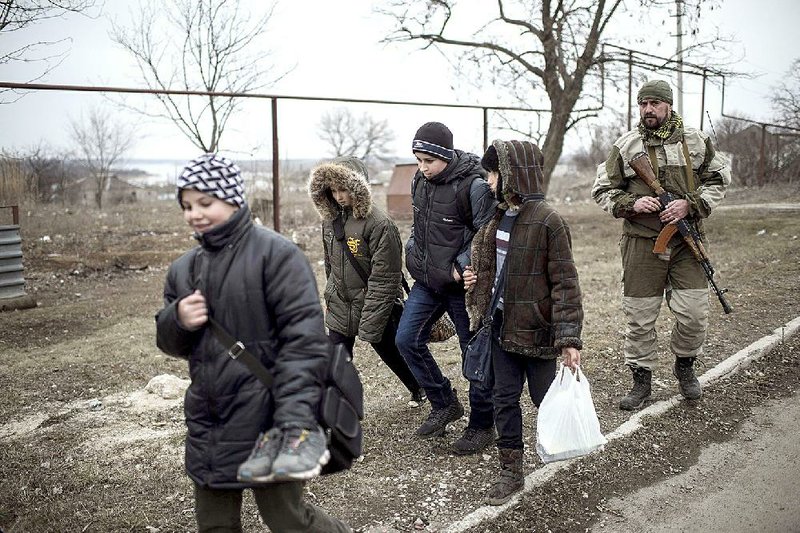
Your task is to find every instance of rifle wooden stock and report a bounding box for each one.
[627,151,733,314]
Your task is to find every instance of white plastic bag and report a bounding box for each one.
[536,364,607,464]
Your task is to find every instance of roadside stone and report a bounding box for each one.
[145,374,190,400]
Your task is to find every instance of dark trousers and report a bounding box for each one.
[491,316,557,449]
[328,319,420,394]
[395,281,494,429]
[194,481,350,533]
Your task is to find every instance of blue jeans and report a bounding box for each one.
[395,281,494,429]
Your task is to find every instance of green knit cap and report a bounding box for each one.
[637,79,673,104]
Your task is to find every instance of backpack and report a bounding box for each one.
[412,173,479,232]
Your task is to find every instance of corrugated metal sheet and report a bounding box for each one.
[0,224,26,299]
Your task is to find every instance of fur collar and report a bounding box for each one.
[308,157,372,221]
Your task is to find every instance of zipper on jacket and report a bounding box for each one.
[422,178,432,286]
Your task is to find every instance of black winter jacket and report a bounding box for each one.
[405,150,496,292]
[155,206,329,488]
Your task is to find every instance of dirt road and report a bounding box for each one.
[593,393,800,533]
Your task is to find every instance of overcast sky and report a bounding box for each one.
[0,0,797,164]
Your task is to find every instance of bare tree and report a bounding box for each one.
[318,108,396,167]
[70,107,133,209]
[25,145,77,204]
[110,0,289,153]
[0,0,99,96]
[378,0,732,191]
[771,58,800,130]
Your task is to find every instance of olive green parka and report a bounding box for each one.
[308,157,404,343]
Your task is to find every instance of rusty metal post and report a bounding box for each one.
[759,124,766,186]
[627,50,633,131]
[700,69,707,131]
[483,108,488,152]
[271,97,280,233]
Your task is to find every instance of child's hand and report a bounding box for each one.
[178,290,208,331]
[451,265,462,282]
[561,346,581,370]
[463,265,477,290]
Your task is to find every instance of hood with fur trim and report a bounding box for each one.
[491,139,545,208]
[308,156,372,221]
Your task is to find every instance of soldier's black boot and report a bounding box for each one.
[619,365,652,411]
[674,357,702,400]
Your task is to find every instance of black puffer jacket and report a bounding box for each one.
[405,150,496,292]
[156,206,328,488]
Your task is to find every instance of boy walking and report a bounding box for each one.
[396,121,498,454]
[156,153,350,532]
[464,140,583,505]
[309,156,425,406]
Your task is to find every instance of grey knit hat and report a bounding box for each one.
[177,153,246,207]
[637,79,673,104]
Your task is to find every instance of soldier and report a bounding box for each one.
[592,80,731,410]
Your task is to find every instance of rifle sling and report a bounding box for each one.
[646,139,696,192]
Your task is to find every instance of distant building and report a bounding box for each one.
[66,175,161,205]
[386,163,417,219]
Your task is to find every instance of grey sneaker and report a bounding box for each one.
[237,428,283,483]
[270,425,330,481]
[452,426,496,455]
[416,392,464,437]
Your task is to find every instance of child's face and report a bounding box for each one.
[414,152,448,180]
[487,170,499,192]
[180,188,238,234]
[330,185,353,208]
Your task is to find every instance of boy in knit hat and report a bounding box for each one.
[156,153,350,532]
[396,122,499,454]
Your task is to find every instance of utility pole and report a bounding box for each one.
[675,0,685,114]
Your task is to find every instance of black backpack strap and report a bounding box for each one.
[332,216,370,285]
[455,175,479,233]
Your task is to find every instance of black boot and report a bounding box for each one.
[619,365,652,411]
[485,448,524,505]
[674,357,702,400]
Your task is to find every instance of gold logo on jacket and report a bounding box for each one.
[347,237,361,256]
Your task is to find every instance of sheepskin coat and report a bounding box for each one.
[309,157,404,343]
[466,140,583,358]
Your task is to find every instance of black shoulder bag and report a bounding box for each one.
[462,258,508,388]
[207,317,363,476]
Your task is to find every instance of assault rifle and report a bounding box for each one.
[628,152,733,314]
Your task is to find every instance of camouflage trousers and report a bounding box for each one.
[619,235,709,371]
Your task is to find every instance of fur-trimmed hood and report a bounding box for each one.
[491,139,545,208]
[308,156,372,221]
